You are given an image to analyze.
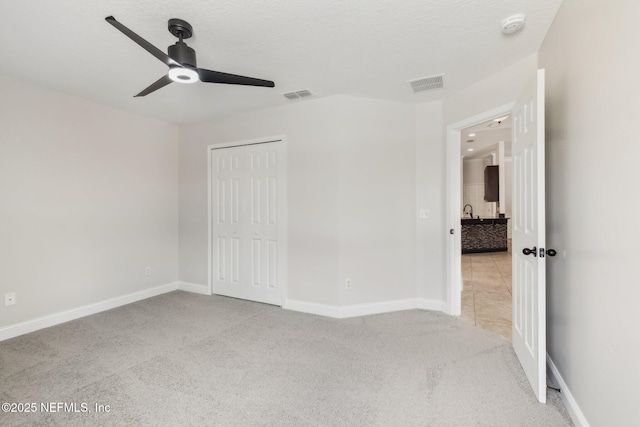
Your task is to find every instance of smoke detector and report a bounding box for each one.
[501,14,526,34]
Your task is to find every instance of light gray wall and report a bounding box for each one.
[444,54,538,126]
[0,75,179,328]
[462,158,493,219]
[179,96,342,306]
[335,96,418,305]
[463,158,491,185]
[539,0,640,424]
[416,101,446,301]
[179,95,429,307]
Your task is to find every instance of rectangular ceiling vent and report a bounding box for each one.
[408,74,444,93]
[283,89,313,100]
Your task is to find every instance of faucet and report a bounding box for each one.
[463,204,474,219]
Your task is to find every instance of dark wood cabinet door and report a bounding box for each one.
[484,165,499,202]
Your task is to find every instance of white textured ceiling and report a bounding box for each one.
[0,0,563,124]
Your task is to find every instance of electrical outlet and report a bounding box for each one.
[5,292,16,306]
[145,267,151,276]
[345,278,352,290]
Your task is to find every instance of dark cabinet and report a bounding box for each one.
[461,218,509,253]
[484,165,499,202]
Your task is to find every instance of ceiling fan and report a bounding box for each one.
[105,16,275,97]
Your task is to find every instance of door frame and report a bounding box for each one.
[445,104,514,315]
[207,135,288,304]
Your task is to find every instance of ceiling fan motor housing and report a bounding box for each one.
[168,42,197,68]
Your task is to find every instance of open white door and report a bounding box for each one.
[512,69,546,403]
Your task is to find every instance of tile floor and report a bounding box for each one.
[461,241,512,342]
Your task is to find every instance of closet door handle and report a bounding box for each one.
[522,246,537,256]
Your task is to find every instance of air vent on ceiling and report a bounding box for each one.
[283,89,313,100]
[408,74,444,93]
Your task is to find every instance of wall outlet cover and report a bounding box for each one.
[5,292,16,306]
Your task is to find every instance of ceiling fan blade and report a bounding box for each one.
[105,16,180,68]
[196,68,275,87]
[134,74,173,97]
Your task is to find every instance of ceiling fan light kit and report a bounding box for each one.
[168,67,198,83]
[105,16,275,97]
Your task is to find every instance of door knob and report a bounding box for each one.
[546,249,557,257]
[522,246,537,256]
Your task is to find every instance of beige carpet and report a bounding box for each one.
[0,291,573,426]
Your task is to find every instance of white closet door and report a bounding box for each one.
[211,141,285,305]
[211,146,245,298]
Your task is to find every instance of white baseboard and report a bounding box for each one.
[1,285,444,341]
[282,299,342,318]
[177,281,210,295]
[0,282,180,342]
[283,297,447,319]
[547,353,590,427]
[340,298,419,318]
[416,298,448,312]
[0,280,217,342]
